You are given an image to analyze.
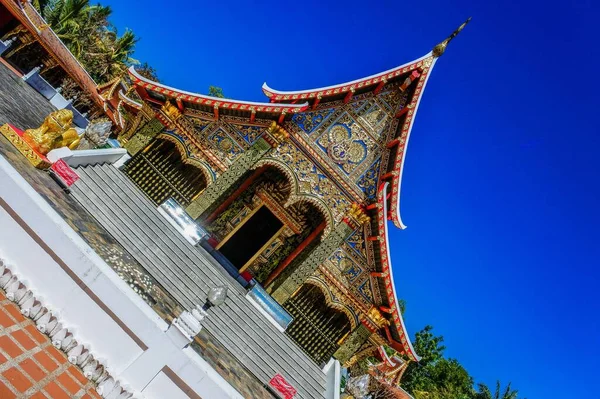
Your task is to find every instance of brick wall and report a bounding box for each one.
[0,290,101,399]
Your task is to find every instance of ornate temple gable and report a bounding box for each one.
[156,105,285,179]
[287,83,408,204]
[322,238,377,309]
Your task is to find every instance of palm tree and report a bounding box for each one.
[34,0,138,82]
[86,28,138,81]
[476,381,522,399]
[42,0,90,38]
[31,0,50,13]
[41,0,112,58]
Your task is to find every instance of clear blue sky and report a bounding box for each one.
[103,1,599,397]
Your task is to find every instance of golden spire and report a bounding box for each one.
[432,17,472,58]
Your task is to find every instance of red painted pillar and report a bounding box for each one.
[312,96,321,110]
[205,166,265,223]
[263,220,327,288]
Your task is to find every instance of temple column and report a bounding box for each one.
[270,220,355,304]
[205,166,265,223]
[333,323,373,365]
[263,220,326,287]
[185,137,272,220]
[120,103,165,156]
[270,204,370,304]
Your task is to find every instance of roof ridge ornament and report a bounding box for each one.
[432,17,472,58]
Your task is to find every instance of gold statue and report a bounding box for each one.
[22,109,80,155]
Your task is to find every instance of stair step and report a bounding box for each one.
[70,164,327,399]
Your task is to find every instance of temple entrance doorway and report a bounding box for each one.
[218,206,284,270]
[205,166,327,283]
[124,138,207,207]
[284,284,352,366]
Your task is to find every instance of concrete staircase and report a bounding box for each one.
[70,163,327,399]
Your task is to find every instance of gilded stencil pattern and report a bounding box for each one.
[288,83,407,203]
[316,121,369,175]
[266,140,351,225]
[357,279,374,303]
[174,112,272,168]
[292,108,335,134]
[191,118,213,133]
[346,228,368,261]
[323,241,374,308]
[235,124,264,145]
[357,157,382,201]
[206,128,244,163]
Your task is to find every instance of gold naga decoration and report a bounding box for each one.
[162,100,182,121]
[22,109,80,155]
[367,307,390,328]
[266,121,289,143]
[432,17,472,58]
[348,203,370,226]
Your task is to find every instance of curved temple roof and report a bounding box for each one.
[389,55,439,230]
[124,37,460,363]
[127,53,438,362]
[128,66,309,115]
[262,53,431,102]
[377,182,420,361]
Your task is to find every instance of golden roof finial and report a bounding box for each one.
[432,17,472,58]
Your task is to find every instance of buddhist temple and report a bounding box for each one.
[101,18,469,368]
[0,1,469,397]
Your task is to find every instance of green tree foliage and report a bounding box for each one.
[475,381,524,399]
[402,326,472,399]
[136,61,160,82]
[83,27,138,80]
[208,85,225,98]
[33,0,149,84]
[400,326,526,399]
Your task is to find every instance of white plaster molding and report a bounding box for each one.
[47,147,128,167]
[0,155,243,398]
[0,256,137,399]
[323,359,341,399]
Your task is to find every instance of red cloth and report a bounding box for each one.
[51,159,79,186]
[207,236,219,248]
[240,271,253,282]
[10,124,50,163]
[269,374,297,399]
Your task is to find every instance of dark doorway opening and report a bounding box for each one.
[124,139,207,207]
[219,206,283,269]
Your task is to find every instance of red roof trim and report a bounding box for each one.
[377,182,420,361]
[389,58,438,229]
[262,53,432,101]
[128,67,309,115]
[118,90,142,110]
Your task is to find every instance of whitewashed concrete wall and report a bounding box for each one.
[0,155,243,399]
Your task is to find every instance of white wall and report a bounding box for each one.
[0,155,243,399]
